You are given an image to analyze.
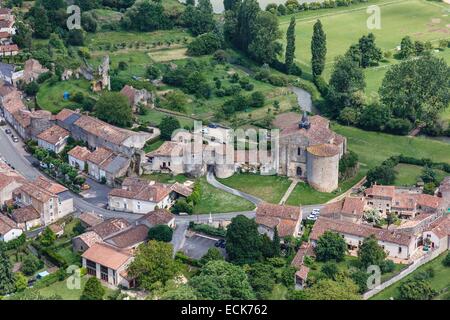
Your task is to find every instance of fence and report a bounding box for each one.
[363,249,442,299]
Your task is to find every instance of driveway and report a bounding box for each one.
[181,233,226,260]
[79,176,112,208]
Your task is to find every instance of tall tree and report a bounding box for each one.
[399,36,415,59]
[357,235,387,269]
[358,33,382,68]
[0,250,15,295]
[305,277,361,300]
[189,260,255,300]
[224,0,240,11]
[186,0,215,36]
[272,226,281,257]
[95,92,133,128]
[248,11,282,64]
[285,16,296,74]
[128,240,181,290]
[315,231,347,262]
[236,0,260,52]
[80,277,105,300]
[311,20,326,77]
[327,55,366,115]
[226,215,262,265]
[379,55,450,123]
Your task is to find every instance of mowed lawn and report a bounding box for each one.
[332,123,450,171]
[193,177,255,214]
[218,173,292,204]
[394,163,449,187]
[37,276,114,300]
[279,0,450,78]
[371,253,450,300]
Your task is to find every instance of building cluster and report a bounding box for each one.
[72,209,175,288]
[0,159,74,242]
[287,183,450,290]
[0,7,18,57]
[145,113,346,193]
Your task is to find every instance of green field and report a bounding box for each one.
[333,123,450,171]
[280,0,450,78]
[371,253,450,300]
[36,79,93,114]
[193,177,255,214]
[218,173,292,204]
[394,163,449,186]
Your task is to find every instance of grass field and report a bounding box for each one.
[218,173,292,204]
[371,252,450,300]
[332,123,450,171]
[193,177,255,214]
[37,276,114,300]
[279,0,450,79]
[36,79,93,114]
[394,163,449,186]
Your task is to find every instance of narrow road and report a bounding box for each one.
[206,171,263,206]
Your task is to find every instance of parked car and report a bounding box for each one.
[215,239,226,248]
[307,214,318,221]
[12,137,19,143]
[5,128,11,134]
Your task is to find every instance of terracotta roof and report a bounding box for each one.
[392,193,417,210]
[73,115,132,145]
[78,212,104,228]
[11,206,40,223]
[256,203,301,237]
[75,231,103,248]
[341,197,365,217]
[37,125,69,145]
[439,176,450,193]
[55,108,77,122]
[365,185,396,199]
[90,218,130,239]
[295,265,309,280]
[15,177,65,203]
[23,58,48,81]
[87,147,114,165]
[310,217,414,246]
[67,145,91,161]
[3,91,24,114]
[291,242,314,270]
[0,83,16,97]
[426,215,450,239]
[33,176,67,194]
[307,143,340,157]
[0,214,18,235]
[120,85,136,106]
[13,109,31,128]
[49,224,63,234]
[0,171,24,190]
[140,209,175,226]
[146,141,183,157]
[82,242,132,270]
[0,44,18,53]
[109,178,172,203]
[0,32,10,38]
[104,225,149,249]
[170,182,193,197]
[416,194,442,210]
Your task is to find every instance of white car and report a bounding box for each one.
[307,214,318,221]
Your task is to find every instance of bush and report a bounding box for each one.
[148,225,173,242]
[189,223,226,238]
[171,199,193,215]
[380,259,396,274]
[21,254,44,276]
[187,32,223,56]
[384,118,412,135]
[443,252,450,267]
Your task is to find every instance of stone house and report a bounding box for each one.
[256,203,302,239]
[13,176,74,226]
[82,242,134,288]
[120,85,153,112]
[0,214,22,242]
[22,58,49,84]
[37,125,70,154]
[321,197,366,223]
[67,145,91,171]
[422,215,450,254]
[0,166,25,205]
[78,211,104,229]
[10,205,41,231]
[86,147,130,186]
[136,208,176,229]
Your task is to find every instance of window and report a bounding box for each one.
[398,247,402,254]
[296,167,302,176]
[297,148,301,156]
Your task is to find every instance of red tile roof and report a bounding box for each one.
[67,145,91,161]
[109,178,172,203]
[140,209,175,226]
[82,242,132,270]
[256,203,301,237]
[37,125,69,145]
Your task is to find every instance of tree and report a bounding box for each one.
[27,5,51,39]
[95,92,133,128]
[305,277,360,300]
[67,29,85,46]
[249,91,265,108]
[321,261,339,280]
[285,17,296,74]
[421,166,437,184]
[81,277,105,300]
[200,248,224,266]
[379,56,450,123]
[315,231,347,262]
[443,252,450,267]
[122,0,171,32]
[184,0,215,36]
[158,115,181,139]
[247,262,276,299]
[366,165,396,186]
[12,20,32,49]
[225,215,262,265]
[398,279,436,300]
[82,11,98,33]
[358,235,387,269]
[311,20,327,77]
[338,107,359,126]
[358,33,382,68]
[39,227,56,247]
[248,11,282,64]
[272,227,281,257]
[128,240,181,290]
[327,55,365,114]
[148,225,173,243]
[399,36,415,59]
[15,272,28,292]
[24,81,39,96]
[0,251,15,295]
[187,32,224,56]
[21,254,44,276]
[224,0,240,11]
[189,260,255,300]
[358,102,391,131]
[171,199,193,215]
[146,64,161,80]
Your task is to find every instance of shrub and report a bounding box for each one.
[443,252,450,267]
[148,225,173,243]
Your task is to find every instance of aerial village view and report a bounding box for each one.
[0,0,449,308]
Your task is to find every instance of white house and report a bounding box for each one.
[422,216,450,254]
[0,214,23,242]
[37,125,70,154]
[67,145,91,171]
